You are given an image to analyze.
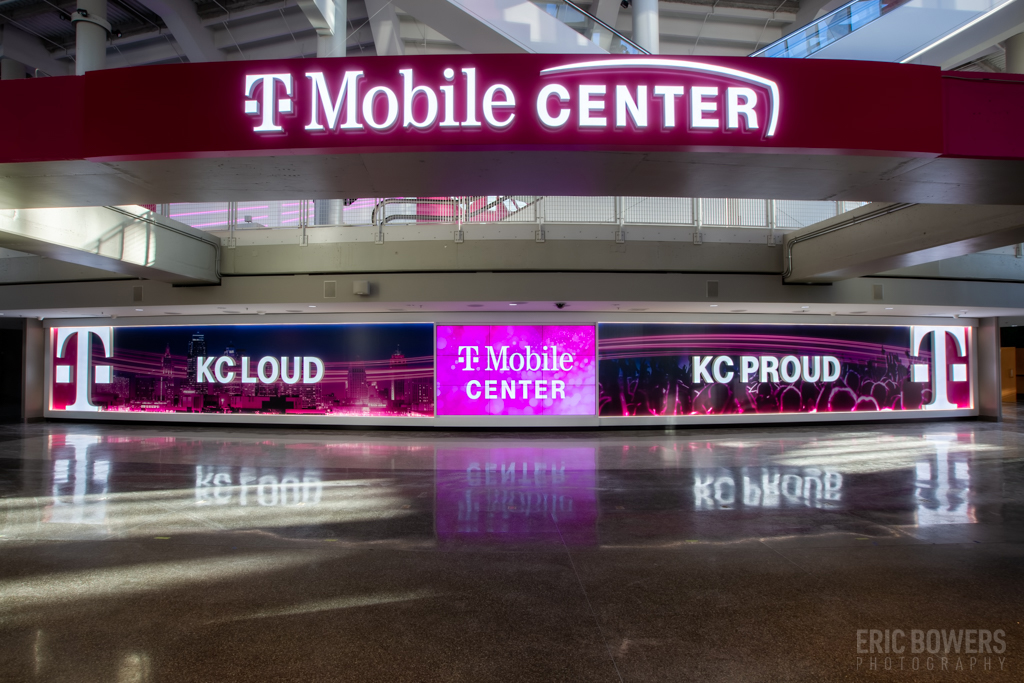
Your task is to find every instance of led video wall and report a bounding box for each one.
[435,324,596,416]
[46,321,974,422]
[597,323,972,416]
[49,323,435,417]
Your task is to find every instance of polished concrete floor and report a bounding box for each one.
[0,413,1022,682]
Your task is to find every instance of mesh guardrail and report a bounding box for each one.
[165,197,868,234]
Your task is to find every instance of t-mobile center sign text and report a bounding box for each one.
[436,324,596,416]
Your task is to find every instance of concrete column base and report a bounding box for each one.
[977,317,1002,422]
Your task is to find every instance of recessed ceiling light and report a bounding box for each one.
[509,303,517,306]
[710,304,718,308]
[308,305,316,308]
[801,306,809,309]
[135,308,143,311]
[885,307,893,310]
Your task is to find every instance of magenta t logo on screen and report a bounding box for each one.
[436,325,596,416]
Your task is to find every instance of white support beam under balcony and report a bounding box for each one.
[0,206,220,285]
[783,203,1024,284]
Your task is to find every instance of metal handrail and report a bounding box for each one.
[560,0,650,55]
[781,202,915,280]
[168,197,866,233]
[751,0,913,58]
[103,205,222,279]
[372,196,540,227]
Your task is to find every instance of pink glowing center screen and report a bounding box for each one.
[436,325,596,416]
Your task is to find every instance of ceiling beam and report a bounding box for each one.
[136,0,222,61]
[211,9,315,51]
[0,24,72,75]
[365,0,404,55]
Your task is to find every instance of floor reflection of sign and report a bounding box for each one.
[915,435,973,525]
[45,435,110,525]
[195,466,323,506]
[693,466,843,511]
[435,447,597,544]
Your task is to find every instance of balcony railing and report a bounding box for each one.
[163,197,867,236]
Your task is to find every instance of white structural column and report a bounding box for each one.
[312,0,347,57]
[632,0,659,54]
[978,317,1002,421]
[23,318,44,422]
[304,0,346,229]
[1006,33,1024,74]
[74,0,109,75]
[298,0,347,57]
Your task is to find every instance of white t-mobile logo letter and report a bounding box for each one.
[910,326,968,410]
[55,327,113,412]
[245,74,294,132]
[457,346,479,371]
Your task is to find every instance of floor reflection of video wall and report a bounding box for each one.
[597,323,972,417]
[434,447,598,545]
[42,433,978,549]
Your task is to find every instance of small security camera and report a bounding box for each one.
[555,302,567,309]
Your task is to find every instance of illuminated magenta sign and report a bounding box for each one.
[243,59,780,142]
[436,324,596,416]
[42,54,943,167]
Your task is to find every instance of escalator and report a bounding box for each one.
[393,0,645,54]
[752,0,1020,66]
[530,0,648,53]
